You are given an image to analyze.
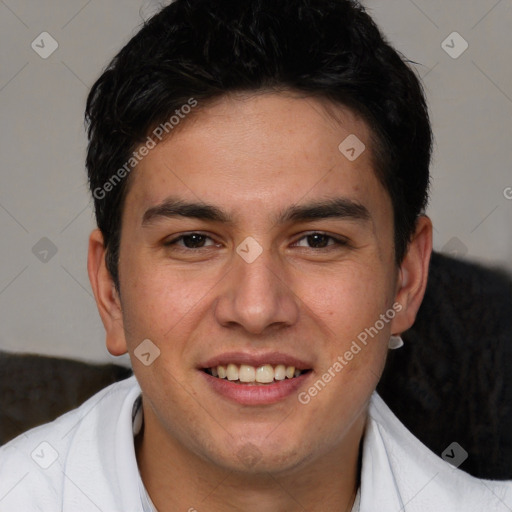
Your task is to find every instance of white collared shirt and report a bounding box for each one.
[0,375,510,511]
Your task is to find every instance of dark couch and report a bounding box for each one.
[1,252,511,480]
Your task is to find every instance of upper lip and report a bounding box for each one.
[199,351,313,371]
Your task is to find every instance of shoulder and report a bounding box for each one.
[363,392,512,511]
[0,376,142,511]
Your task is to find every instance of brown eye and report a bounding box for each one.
[180,234,208,248]
[306,234,330,248]
[165,233,217,249]
[293,232,348,249]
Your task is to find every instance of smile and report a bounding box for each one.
[203,364,311,385]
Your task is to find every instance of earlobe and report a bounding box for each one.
[390,215,433,335]
[87,229,128,356]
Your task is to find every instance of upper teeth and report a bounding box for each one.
[209,364,303,383]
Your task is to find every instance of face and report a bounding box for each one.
[89,92,431,475]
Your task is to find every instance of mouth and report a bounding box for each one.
[198,353,314,405]
[202,364,312,385]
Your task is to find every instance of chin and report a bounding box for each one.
[207,436,312,475]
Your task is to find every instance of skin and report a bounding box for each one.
[88,92,432,512]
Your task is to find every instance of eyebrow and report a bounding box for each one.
[142,198,231,225]
[277,198,370,224]
[142,196,370,226]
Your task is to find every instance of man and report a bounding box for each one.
[0,0,510,510]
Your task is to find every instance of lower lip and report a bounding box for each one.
[200,370,312,405]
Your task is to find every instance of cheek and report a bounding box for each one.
[297,264,393,342]
[119,258,210,346]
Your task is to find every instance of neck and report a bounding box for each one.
[135,405,365,512]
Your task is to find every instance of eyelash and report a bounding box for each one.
[164,232,349,250]
[164,233,219,250]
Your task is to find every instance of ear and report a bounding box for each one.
[390,215,432,335]
[87,229,128,356]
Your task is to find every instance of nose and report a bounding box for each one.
[214,247,300,335]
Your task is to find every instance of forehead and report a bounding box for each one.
[124,92,388,222]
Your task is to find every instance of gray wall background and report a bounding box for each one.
[1,0,511,364]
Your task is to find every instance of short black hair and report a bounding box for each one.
[86,0,432,290]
